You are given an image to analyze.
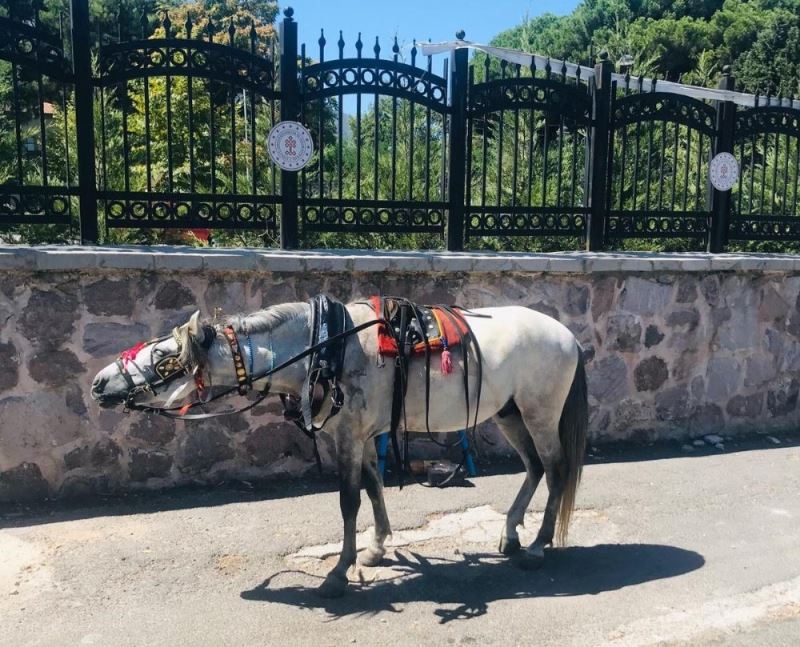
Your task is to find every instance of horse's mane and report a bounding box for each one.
[223,302,309,335]
[175,302,309,367]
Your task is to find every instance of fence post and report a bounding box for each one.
[446,31,468,252]
[70,0,98,244]
[708,66,735,253]
[279,8,299,249]
[586,52,613,251]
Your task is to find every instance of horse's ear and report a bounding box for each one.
[187,310,204,344]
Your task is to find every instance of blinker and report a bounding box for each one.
[154,356,185,381]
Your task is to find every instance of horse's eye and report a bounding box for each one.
[153,348,164,359]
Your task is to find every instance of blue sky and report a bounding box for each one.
[281,0,581,59]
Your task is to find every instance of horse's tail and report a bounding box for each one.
[556,345,588,546]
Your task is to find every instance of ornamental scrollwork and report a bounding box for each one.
[0,186,73,225]
[103,195,278,230]
[302,59,448,112]
[98,38,275,94]
[469,78,591,123]
[302,203,445,232]
[735,107,800,140]
[728,216,800,241]
[0,16,72,81]
[613,93,716,136]
[606,211,709,238]
[465,209,587,237]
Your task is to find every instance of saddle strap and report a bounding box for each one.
[384,300,404,487]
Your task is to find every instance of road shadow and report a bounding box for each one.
[240,543,704,622]
[4,430,796,526]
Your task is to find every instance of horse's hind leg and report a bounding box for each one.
[517,456,566,569]
[517,415,567,570]
[493,402,545,556]
[358,439,392,567]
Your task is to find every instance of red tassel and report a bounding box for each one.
[441,349,453,375]
[178,403,192,416]
[119,341,146,367]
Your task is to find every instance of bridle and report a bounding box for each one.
[117,317,391,421]
[115,325,216,414]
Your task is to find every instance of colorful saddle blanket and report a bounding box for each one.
[371,296,470,357]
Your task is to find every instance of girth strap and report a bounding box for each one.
[389,303,411,486]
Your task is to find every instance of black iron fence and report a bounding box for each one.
[3,0,800,251]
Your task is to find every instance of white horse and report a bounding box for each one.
[91,299,587,598]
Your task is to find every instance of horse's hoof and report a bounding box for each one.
[499,536,521,556]
[317,574,348,598]
[516,547,545,571]
[358,547,386,567]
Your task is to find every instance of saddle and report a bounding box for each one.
[371,296,470,358]
[367,296,485,486]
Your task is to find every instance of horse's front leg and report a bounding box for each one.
[318,427,365,598]
[358,438,391,567]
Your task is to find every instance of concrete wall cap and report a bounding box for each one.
[1,246,800,275]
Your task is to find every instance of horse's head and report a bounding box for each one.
[90,311,215,410]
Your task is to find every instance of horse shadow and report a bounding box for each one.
[241,543,704,623]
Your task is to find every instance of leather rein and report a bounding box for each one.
[119,317,390,421]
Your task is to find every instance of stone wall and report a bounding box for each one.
[1,247,799,503]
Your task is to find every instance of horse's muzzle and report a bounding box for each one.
[92,390,125,408]
[91,376,124,408]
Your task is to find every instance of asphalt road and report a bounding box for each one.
[2,438,800,647]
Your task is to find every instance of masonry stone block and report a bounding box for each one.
[767,378,799,417]
[0,341,19,392]
[129,448,173,481]
[177,425,234,473]
[606,314,641,352]
[727,393,764,418]
[19,288,79,348]
[83,322,150,358]
[634,356,669,392]
[655,386,691,421]
[0,462,49,503]
[154,280,197,310]
[28,349,85,386]
[587,356,628,403]
[644,325,664,348]
[706,357,741,401]
[128,415,176,445]
[84,278,134,316]
[621,277,672,315]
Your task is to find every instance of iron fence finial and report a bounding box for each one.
[140,8,149,38]
[162,11,171,38]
